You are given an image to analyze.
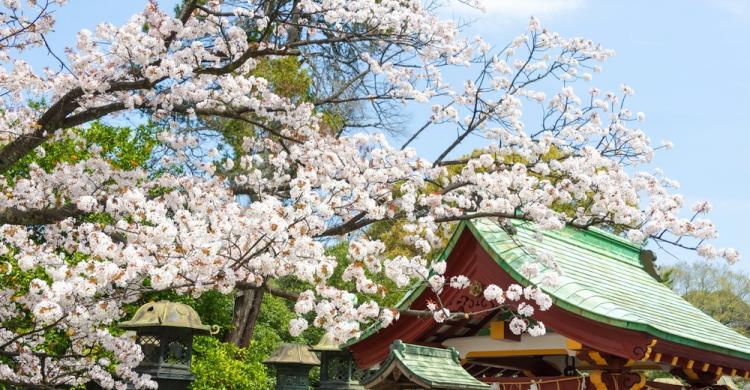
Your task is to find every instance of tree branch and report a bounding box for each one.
[0,204,84,225]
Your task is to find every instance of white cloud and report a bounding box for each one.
[709,0,749,17]
[447,0,586,19]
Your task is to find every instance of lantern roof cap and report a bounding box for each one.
[311,332,342,352]
[264,343,320,366]
[120,301,212,334]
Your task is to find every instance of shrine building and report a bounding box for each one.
[339,218,750,390]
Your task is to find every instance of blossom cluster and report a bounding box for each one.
[0,1,738,388]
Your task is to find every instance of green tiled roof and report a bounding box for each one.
[361,340,490,389]
[463,218,750,361]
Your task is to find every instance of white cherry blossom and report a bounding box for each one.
[0,1,736,388]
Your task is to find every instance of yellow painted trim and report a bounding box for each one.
[641,339,658,361]
[716,367,723,376]
[730,368,737,377]
[684,368,699,381]
[670,356,679,366]
[653,353,662,363]
[588,351,608,366]
[701,362,710,372]
[686,360,694,370]
[625,359,635,368]
[466,349,568,358]
[744,371,749,379]
[630,373,646,390]
[566,339,582,350]
[590,371,607,390]
[490,321,505,340]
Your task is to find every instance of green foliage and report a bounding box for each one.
[663,261,750,336]
[125,289,235,338]
[6,121,157,180]
[683,289,750,336]
[190,335,274,390]
[659,267,674,287]
[254,57,312,101]
[187,294,313,389]
[665,261,750,299]
[255,294,298,341]
[321,110,346,135]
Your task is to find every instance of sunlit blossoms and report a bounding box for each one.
[509,317,528,335]
[0,0,739,388]
[483,284,505,304]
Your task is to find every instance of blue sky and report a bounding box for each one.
[31,1,750,270]
[429,0,750,271]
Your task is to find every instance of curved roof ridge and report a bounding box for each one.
[500,219,644,268]
[466,218,750,361]
[360,340,490,389]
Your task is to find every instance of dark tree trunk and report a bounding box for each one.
[225,287,265,347]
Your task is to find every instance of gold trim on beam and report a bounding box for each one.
[565,339,582,350]
[684,367,699,381]
[653,353,662,363]
[716,367,723,376]
[588,351,608,366]
[701,362,710,372]
[590,371,607,390]
[670,356,679,366]
[686,360,694,370]
[630,373,646,390]
[730,368,737,377]
[641,339,658,361]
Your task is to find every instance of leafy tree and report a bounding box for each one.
[663,261,750,336]
[683,289,750,336]
[191,295,299,390]
[0,1,738,388]
[191,336,274,390]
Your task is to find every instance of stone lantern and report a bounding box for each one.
[264,343,320,390]
[120,301,213,390]
[311,333,365,389]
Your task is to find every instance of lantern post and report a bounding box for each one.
[311,333,366,389]
[119,301,213,390]
[264,343,320,390]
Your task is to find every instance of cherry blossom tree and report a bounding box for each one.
[0,0,738,388]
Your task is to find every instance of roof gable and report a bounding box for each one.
[465,218,750,362]
[360,340,490,389]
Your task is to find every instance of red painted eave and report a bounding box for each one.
[348,228,750,374]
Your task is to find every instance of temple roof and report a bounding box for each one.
[464,218,750,362]
[346,218,750,375]
[360,340,490,389]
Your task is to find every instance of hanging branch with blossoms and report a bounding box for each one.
[0,0,739,388]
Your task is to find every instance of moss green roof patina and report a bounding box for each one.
[463,218,750,361]
[346,218,750,364]
[361,340,490,389]
[263,343,320,366]
[120,301,212,334]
